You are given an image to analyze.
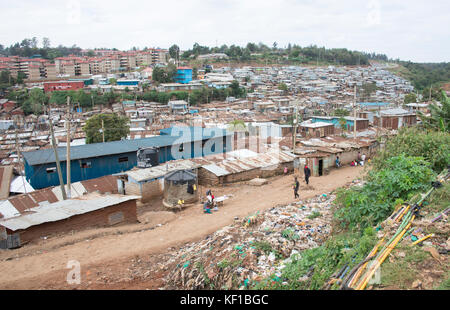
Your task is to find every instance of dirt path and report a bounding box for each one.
[0,166,364,289]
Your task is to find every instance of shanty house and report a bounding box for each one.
[374,108,417,130]
[22,127,232,189]
[0,194,139,248]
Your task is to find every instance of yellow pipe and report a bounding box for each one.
[356,216,414,290]
[348,238,385,288]
[410,233,434,246]
[396,205,410,222]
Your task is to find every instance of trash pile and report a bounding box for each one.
[162,192,337,290]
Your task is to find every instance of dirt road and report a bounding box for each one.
[0,166,364,289]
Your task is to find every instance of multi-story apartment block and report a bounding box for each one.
[0,48,168,80]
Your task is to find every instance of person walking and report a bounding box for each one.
[293,177,300,199]
[304,165,311,185]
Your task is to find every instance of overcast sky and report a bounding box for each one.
[1,0,449,62]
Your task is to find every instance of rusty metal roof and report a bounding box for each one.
[0,175,119,220]
[200,150,295,177]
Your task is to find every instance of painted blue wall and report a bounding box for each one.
[25,136,231,189]
[175,69,192,84]
[311,117,355,128]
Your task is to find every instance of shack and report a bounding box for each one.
[0,194,139,248]
[22,127,232,189]
[163,170,199,207]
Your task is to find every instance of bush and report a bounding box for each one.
[373,127,450,173]
[334,154,435,230]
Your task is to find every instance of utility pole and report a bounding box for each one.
[15,125,27,195]
[354,86,357,140]
[66,96,71,199]
[48,106,67,200]
[293,101,299,153]
[101,119,105,143]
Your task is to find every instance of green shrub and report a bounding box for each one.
[373,127,450,173]
[334,154,435,230]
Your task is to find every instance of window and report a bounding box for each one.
[80,162,91,168]
[118,157,128,163]
[46,167,56,174]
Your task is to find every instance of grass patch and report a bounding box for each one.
[380,260,415,289]
[281,228,300,241]
[426,182,450,214]
[253,241,273,255]
[308,211,322,220]
[435,270,450,290]
[251,227,377,290]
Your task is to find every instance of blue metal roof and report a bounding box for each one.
[23,127,230,166]
[159,126,230,139]
[358,102,390,107]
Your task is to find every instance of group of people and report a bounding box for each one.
[293,164,311,199]
[350,152,367,167]
[203,189,217,214]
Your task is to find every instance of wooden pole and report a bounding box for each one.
[66,96,71,199]
[354,86,357,140]
[293,101,299,153]
[101,119,105,143]
[48,106,67,200]
[15,126,27,194]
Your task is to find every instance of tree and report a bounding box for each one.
[169,44,180,61]
[334,108,350,117]
[83,113,130,144]
[31,37,38,49]
[418,90,450,132]
[151,64,177,83]
[24,88,47,115]
[338,117,347,130]
[230,80,244,97]
[227,120,247,132]
[404,93,417,104]
[42,37,51,49]
[278,83,288,92]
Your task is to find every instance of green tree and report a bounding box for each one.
[278,83,288,92]
[83,113,130,144]
[22,88,47,115]
[335,154,435,230]
[169,44,180,61]
[227,120,247,132]
[418,91,450,132]
[404,93,417,104]
[338,117,347,130]
[372,126,450,173]
[334,108,350,117]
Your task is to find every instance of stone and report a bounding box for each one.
[412,280,422,289]
[248,178,268,186]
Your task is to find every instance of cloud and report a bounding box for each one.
[0,0,448,62]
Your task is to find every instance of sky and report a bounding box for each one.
[0,0,449,62]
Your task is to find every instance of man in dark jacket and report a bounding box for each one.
[293,177,300,199]
[304,165,311,185]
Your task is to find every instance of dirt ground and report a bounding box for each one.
[0,166,365,289]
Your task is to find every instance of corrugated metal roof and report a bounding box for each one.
[23,127,231,166]
[126,159,201,182]
[0,175,118,219]
[0,195,140,231]
[200,150,295,177]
